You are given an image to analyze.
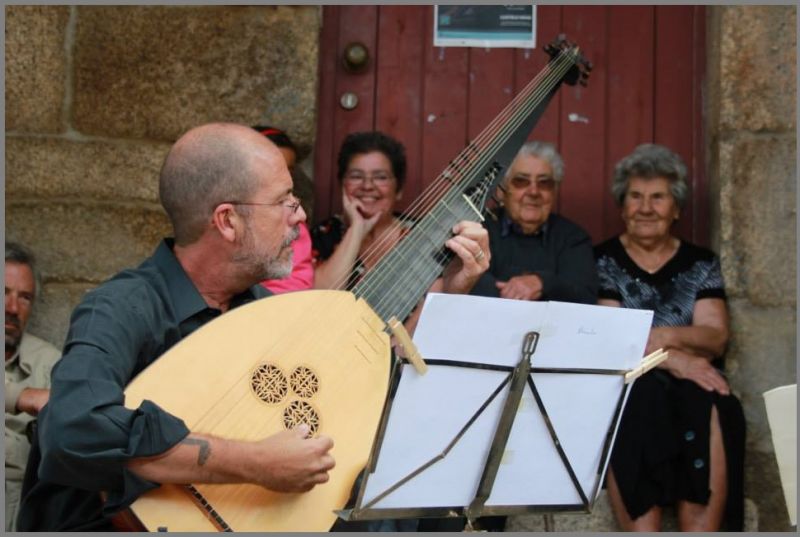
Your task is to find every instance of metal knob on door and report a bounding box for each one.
[340,42,368,110]
[340,92,359,110]
[342,42,369,73]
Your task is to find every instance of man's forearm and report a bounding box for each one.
[126,433,249,486]
[125,426,336,494]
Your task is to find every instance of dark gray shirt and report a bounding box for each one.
[470,209,598,304]
[18,239,270,531]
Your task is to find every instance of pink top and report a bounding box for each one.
[261,222,315,294]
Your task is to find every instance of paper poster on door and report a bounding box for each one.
[434,5,536,49]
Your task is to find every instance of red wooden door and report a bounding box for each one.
[313,5,707,246]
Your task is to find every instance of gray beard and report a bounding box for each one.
[235,225,299,281]
[263,249,294,280]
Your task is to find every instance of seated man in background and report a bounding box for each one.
[5,241,61,531]
[471,141,598,305]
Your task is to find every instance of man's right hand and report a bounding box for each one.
[127,426,335,494]
[17,387,50,416]
[252,425,335,493]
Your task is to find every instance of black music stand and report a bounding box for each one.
[336,294,655,526]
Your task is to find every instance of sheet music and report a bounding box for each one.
[413,294,650,370]
[361,293,653,510]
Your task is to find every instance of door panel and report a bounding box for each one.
[375,6,426,205]
[513,6,562,146]
[604,6,655,240]
[420,5,469,209]
[654,6,707,243]
[314,6,707,245]
[558,5,609,239]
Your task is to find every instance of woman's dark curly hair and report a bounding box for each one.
[336,131,407,191]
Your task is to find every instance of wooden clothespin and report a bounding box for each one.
[388,316,428,375]
[624,348,669,384]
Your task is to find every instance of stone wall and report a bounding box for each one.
[6,5,321,346]
[4,4,797,532]
[707,5,797,532]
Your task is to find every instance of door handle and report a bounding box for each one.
[342,42,369,73]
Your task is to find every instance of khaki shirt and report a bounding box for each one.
[5,333,61,481]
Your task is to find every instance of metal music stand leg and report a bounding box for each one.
[464,331,539,526]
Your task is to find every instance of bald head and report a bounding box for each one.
[159,123,286,245]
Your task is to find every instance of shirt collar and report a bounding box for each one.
[5,347,21,371]
[151,239,268,323]
[5,332,33,374]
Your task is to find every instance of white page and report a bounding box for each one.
[362,366,507,508]
[487,373,625,506]
[534,301,652,370]
[413,294,651,369]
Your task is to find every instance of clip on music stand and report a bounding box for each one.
[336,294,661,526]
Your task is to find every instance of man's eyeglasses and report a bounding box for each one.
[508,176,557,192]
[223,195,302,215]
[343,172,394,185]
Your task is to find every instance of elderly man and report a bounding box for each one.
[471,140,598,305]
[5,242,61,531]
[17,123,489,531]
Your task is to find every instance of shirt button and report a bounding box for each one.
[685,430,695,441]
[693,458,705,469]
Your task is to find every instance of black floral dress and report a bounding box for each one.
[594,236,745,530]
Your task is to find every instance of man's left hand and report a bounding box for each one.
[441,221,490,295]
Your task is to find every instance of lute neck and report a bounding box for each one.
[351,46,581,324]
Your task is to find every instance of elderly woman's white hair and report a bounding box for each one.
[611,143,689,208]
[505,140,565,183]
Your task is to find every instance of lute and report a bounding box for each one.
[122,35,590,532]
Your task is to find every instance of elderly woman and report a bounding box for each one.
[311,131,412,290]
[471,140,597,304]
[594,144,745,531]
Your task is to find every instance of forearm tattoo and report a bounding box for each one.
[182,437,211,466]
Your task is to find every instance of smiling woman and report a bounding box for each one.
[310,131,411,290]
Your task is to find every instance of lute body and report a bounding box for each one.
[125,291,390,532]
